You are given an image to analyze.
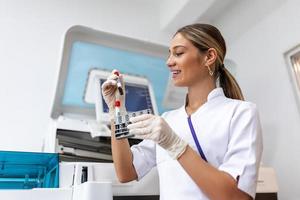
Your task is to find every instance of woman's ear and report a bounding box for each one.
[205,48,217,66]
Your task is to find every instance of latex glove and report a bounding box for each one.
[127,114,188,159]
[101,69,126,120]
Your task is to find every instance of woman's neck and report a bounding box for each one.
[186,79,216,115]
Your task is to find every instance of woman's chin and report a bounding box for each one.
[172,80,187,87]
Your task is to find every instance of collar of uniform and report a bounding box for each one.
[207,87,225,101]
[184,87,224,106]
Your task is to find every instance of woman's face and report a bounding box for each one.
[166,33,207,87]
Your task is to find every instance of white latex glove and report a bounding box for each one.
[101,69,126,120]
[127,114,188,159]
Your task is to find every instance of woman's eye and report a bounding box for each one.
[174,52,183,57]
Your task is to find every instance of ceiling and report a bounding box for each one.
[158,0,237,33]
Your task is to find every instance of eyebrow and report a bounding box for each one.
[168,45,187,52]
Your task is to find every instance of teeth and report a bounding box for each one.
[172,70,181,74]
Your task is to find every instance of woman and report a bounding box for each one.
[101,23,263,200]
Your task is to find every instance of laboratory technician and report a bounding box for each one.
[101,23,263,200]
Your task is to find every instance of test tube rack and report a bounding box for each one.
[114,109,152,139]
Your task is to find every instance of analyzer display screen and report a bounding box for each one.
[100,79,154,114]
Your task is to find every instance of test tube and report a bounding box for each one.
[114,100,122,124]
[114,100,121,138]
[113,71,124,95]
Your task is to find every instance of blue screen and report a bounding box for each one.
[62,41,169,114]
[100,79,154,113]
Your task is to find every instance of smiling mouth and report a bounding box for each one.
[172,70,181,75]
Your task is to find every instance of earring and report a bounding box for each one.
[207,66,214,76]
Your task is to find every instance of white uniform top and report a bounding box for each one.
[131,88,263,200]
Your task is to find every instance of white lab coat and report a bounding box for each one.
[131,88,263,200]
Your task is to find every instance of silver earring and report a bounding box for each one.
[207,66,214,76]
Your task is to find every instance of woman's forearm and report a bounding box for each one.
[111,120,138,182]
[178,146,252,200]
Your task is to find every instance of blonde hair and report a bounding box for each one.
[176,23,244,100]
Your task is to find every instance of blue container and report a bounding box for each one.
[0,151,59,189]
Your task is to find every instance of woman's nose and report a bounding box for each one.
[166,56,175,67]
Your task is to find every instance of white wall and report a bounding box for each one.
[214,0,300,199]
[0,0,170,152]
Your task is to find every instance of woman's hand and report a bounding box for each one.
[101,69,126,119]
[127,114,188,159]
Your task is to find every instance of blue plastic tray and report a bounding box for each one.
[0,151,59,189]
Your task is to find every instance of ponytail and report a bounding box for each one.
[219,64,244,100]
